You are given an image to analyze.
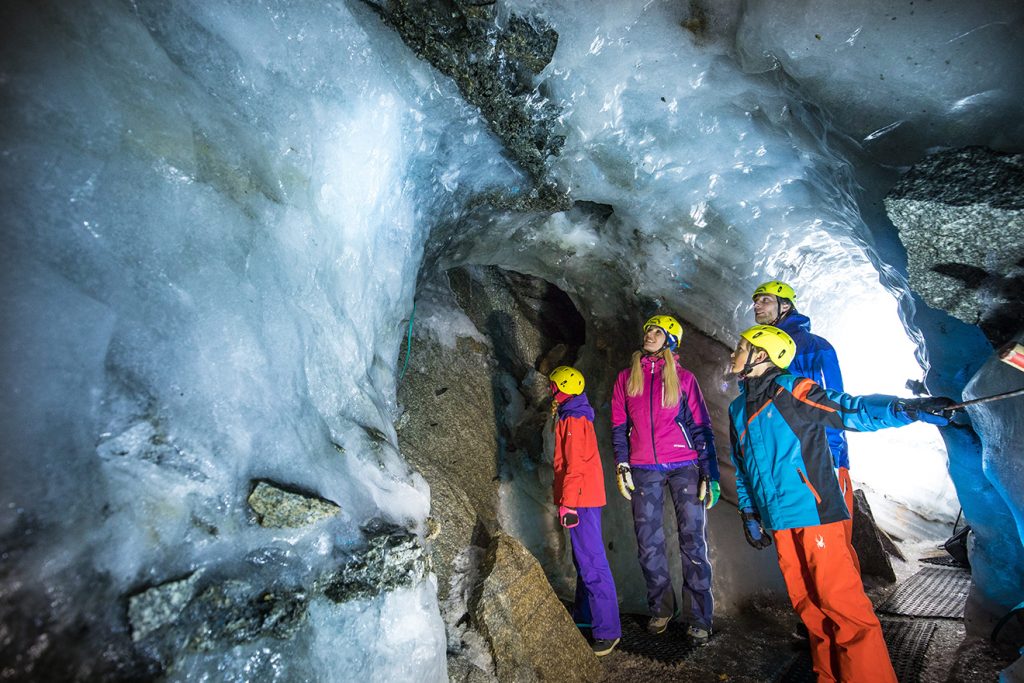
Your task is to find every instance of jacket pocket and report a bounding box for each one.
[796,468,822,504]
[675,421,694,449]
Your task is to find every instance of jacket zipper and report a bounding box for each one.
[649,360,658,464]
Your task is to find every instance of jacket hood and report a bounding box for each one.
[558,393,594,421]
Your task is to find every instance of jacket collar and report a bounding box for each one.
[558,393,595,421]
[741,366,786,401]
[640,352,679,369]
[777,311,811,333]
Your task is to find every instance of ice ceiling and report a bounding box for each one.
[1,0,1022,679]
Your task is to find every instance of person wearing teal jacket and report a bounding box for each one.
[727,324,955,683]
[730,367,912,530]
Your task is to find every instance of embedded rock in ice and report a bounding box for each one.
[886,147,1024,345]
[129,570,309,664]
[321,523,431,603]
[470,533,601,683]
[247,481,342,529]
[366,0,564,188]
[128,571,205,642]
[128,524,430,670]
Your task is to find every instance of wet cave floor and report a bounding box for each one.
[590,549,1018,683]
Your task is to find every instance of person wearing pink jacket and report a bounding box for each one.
[611,315,719,645]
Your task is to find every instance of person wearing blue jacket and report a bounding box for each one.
[751,280,858,569]
[728,324,955,683]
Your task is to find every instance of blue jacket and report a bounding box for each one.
[776,312,849,469]
[728,368,912,531]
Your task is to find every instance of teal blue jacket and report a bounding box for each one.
[728,369,913,531]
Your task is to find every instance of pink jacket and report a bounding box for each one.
[610,354,718,478]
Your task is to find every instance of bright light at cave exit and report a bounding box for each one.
[792,277,959,538]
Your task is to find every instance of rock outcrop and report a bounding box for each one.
[397,266,602,681]
[363,0,564,195]
[470,533,601,683]
[885,147,1024,345]
[850,489,898,584]
[127,523,429,666]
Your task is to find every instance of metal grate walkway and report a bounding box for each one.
[616,614,695,664]
[781,618,937,683]
[877,566,971,618]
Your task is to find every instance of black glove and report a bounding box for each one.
[741,508,772,550]
[895,396,957,425]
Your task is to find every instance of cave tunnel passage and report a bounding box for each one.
[396,264,589,563]
[394,265,1010,679]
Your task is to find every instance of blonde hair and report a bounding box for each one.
[626,349,680,408]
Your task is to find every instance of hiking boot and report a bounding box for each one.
[591,637,620,657]
[687,625,711,646]
[647,615,672,635]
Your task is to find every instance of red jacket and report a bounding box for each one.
[552,394,607,508]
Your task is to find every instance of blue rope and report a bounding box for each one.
[399,300,416,384]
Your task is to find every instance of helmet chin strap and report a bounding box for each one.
[738,347,772,380]
[761,297,790,326]
[642,329,668,356]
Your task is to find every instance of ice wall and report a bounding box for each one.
[0,0,520,677]
[961,341,1024,627]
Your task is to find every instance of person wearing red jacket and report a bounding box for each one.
[550,365,621,657]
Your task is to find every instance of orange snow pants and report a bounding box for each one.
[837,466,861,575]
[774,521,896,683]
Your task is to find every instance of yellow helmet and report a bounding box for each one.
[643,315,683,351]
[549,366,585,395]
[740,325,796,369]
[751,280,797,302]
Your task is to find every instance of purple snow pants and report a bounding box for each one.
[630,465,713,629]
[570,507,621,640]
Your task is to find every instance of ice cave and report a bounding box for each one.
[1,0,1023,681]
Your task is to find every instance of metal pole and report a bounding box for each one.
[948,387,1024,410]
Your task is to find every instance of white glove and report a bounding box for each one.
[616,463,635,501]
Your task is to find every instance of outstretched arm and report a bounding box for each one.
[780,378,914,432]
